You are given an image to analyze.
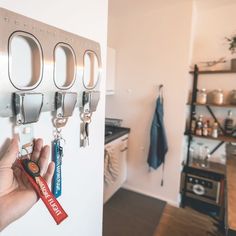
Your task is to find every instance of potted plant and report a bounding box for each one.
[226,35,236,70]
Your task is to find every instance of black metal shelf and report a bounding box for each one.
[181,64,232,212]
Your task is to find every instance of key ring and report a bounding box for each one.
[80,112,92,124]
[53,117,68,129]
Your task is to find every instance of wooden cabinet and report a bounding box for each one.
[103,134,128,203]
[106,47,116,95]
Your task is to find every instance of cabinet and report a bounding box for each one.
[181,65,236,218]
[106,47,116,95]
[103,134,128,203]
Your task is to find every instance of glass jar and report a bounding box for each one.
[230,90,236,105]
[211,89,224,105]
[197,89,207,104]
[196,142,204,161]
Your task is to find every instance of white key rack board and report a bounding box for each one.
[0,7,102,118]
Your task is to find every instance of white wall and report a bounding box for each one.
[106,0,194,205]
[0,1,107,236]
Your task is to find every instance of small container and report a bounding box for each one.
[212,122,219,138]
[197,89,207,104]
[202,122,208,136]
[211,89,224,105]
[229,90,236,105]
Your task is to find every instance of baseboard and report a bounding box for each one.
[122,183,180,207]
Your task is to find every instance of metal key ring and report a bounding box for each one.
[53,117,68,129]
[80,112,92,123]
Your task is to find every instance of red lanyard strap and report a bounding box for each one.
[17,159,68,224]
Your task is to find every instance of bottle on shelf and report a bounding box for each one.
[224,110,234,136]
[212,122,219,138]
[191,111,197,134]
[195,115,203,136]
[230,90,236,105]
[202,122,208,136]
[207,120,212,136]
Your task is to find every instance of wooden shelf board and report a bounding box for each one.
[186,102,236,108]
[189,70,236,74]
[184,132,236,143]
[186,161,225,176]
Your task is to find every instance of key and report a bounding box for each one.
[80,122,89,147]
[85,122,89,146]
[19,158,68,224]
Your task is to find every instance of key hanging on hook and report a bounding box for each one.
[52,92,77,198]
[79,90,100,148]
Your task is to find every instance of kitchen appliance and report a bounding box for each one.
[181,171,222,206]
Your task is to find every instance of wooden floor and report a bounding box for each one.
[153,204,225,236]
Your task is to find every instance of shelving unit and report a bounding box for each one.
[181,64,236,219]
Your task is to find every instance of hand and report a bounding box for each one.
[0,137,55,231]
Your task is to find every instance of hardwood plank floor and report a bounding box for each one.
[103,189,225,236]
[154,204,225,236]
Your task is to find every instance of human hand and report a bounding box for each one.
[0,137,55,231]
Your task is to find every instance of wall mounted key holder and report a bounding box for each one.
[0,7,102,118]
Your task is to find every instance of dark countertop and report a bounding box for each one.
[105,125,130,144]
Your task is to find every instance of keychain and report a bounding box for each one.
[52,92,77,198]
[52,128,65,198]
[18,158,68,224]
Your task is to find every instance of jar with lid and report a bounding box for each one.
[211,89,224,105]
[197,88,207,104]
[229,90,236,105]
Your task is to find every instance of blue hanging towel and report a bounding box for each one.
[147,91,168,185]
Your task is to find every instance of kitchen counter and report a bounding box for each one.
[105,125,130,144]
[226,156,236,235]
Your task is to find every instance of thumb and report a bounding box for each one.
[0,137,19,168]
